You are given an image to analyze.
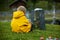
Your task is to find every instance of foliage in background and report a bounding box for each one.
[0,0,60,11]
[0,0,14,11]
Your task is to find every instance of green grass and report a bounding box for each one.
[0,22,60,40]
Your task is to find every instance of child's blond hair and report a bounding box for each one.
[17,6,26,13]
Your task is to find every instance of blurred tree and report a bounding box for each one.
[26,0,40,10]
[35,1,48,10]
[0,0,7,11]
[0,0,60,11]
[0,0,14,11]
[26,0,60,10]
[56,3,60,10]
[26,0,33,11]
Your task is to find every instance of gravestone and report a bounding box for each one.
[34,8,45,30]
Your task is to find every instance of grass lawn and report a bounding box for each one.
[0,22,60,40]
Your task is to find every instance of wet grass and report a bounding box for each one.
[0,22,60,40]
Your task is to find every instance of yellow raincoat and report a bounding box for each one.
[11,10,31,33]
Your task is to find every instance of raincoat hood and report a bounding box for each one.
[13,10,25,19]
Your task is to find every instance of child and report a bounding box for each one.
[11,6,32,33]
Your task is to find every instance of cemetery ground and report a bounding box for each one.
[0,22,60,40]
